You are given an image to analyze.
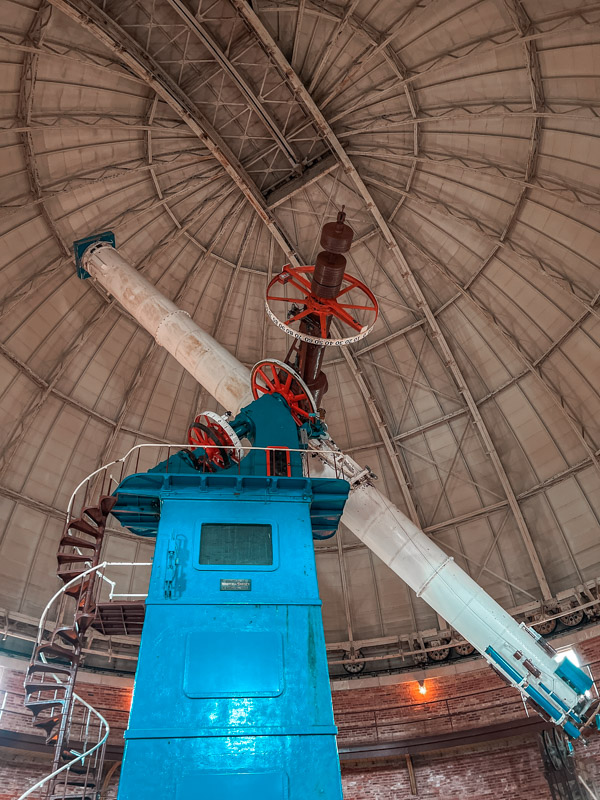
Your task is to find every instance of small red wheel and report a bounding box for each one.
[187,411,242,470]
[266,265,378,346]
[251,359,317,426]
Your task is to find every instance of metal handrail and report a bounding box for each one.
[65,440,356,532]
[36,561,152,647]
[17,687,109,800]
[21,560,152,800]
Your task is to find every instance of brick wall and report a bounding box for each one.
[0,660,130,799]
[333,666,530,746]
[0,753,48,800]
[342,737,551,799]
[0,663,131,746]
[1,632,600,798]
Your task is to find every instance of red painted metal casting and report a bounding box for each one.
[261,209,379,414]
[266,264,378,344]
[251,359,317,425]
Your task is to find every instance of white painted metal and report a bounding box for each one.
[81,242,587,720]
[16,691,109,800]
[311,446,583,708]
[82,242,255,414]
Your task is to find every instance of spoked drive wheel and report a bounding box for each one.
[266,265,378,346]
[251,359,317,426]
[187,411,243,470]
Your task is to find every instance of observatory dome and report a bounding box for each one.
[0,0,599,676]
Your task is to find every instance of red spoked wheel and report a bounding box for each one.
[251,359,317,426]
[187,411,242,470]
[266,265,378,346]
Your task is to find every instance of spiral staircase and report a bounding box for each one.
[22,495,117,800]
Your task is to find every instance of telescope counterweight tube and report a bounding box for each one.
[80,241,591,735]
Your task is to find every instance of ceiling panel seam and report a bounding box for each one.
[0,303,116,477]
[16,2,70,264]
[345,148,600,211]
[361,174,600,318]
[0,340,177,444]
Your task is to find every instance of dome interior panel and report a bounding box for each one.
[0,0,598,672]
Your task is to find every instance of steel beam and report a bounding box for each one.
[46,0,300,268]
[266,153,338,207]
[163,0,301,169]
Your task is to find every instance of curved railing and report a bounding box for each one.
[66,440,352,531]
[17,685,109,800]
[19,561,151,800]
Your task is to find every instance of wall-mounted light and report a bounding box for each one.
[418,680,427,695]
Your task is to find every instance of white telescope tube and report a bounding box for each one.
[308,447,589,729]
[82,242,254,414]
[80,242,592,734]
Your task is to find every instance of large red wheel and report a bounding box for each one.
[187,411,242,470]
[251,359,317,425]
[266,265,378,346]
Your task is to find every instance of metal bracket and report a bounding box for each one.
[73,231,116,279]
[164,533,180,599]
[348,467,373,487]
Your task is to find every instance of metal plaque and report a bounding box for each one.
[220,578,252,591]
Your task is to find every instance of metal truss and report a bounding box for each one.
[341,99,600,134]
[92,0,329,188]
[163,0,301,169]
[0,111,193,133]
[47,0,304,265]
